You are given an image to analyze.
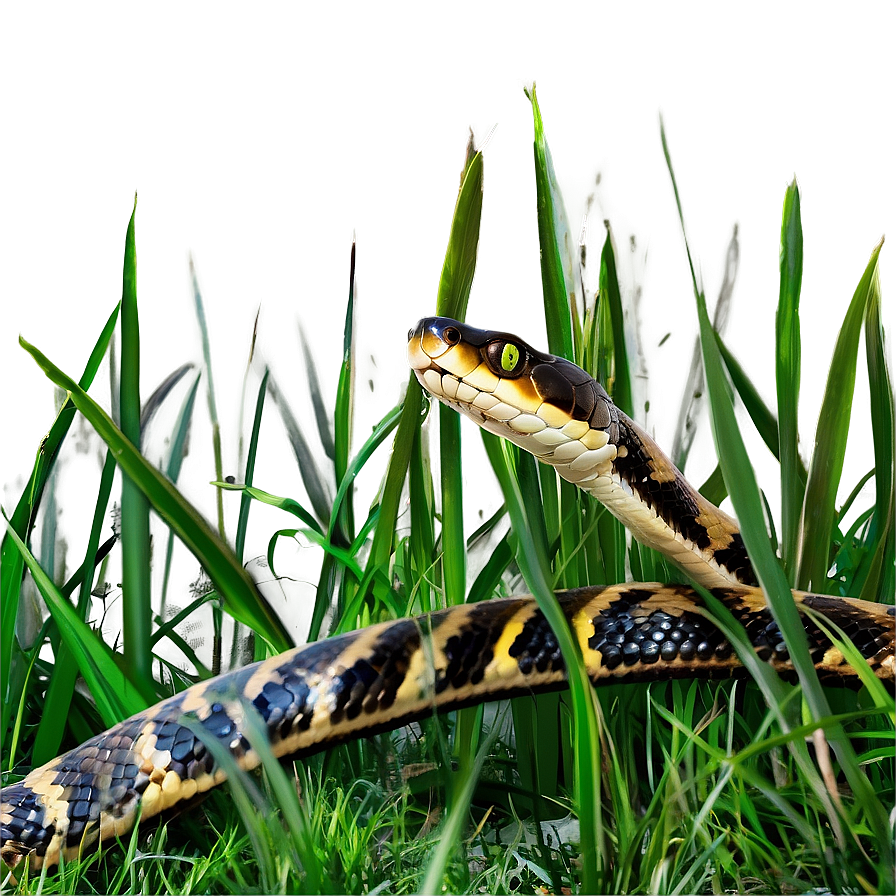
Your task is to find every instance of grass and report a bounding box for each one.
[2,85,894,894]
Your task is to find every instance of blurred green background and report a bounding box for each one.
[0,2,896,506]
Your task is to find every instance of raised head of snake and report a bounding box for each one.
[408,317,756,590]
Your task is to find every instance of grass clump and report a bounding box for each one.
[2,86,893,894]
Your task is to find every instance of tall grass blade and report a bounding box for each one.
[19,336,294,654]
[798,241,883,591]
[326,401,403,543]
[189,257,226,541]
[265,371,332,527]
[776,180,804,580]
[596,223,633,415]
[691,214,891,868]
[435,135,484,608]
[119,197,153,684]
[858,253,894,602]
[139,363,194,432]
[235,369,268,563]
[525,84,575,360]
[332,239,358,543]
[1,300,120,740]
[714,333,780,462]
[32,451,118,764]
[3,519,147,724]
[367,380,424,596]
[672,225,738,468]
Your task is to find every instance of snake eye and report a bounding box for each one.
[442,325,461,345]
[486,340,525,377]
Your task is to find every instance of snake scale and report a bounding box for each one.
[2,317,893,870]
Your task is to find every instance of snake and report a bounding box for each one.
[2,317,893,871]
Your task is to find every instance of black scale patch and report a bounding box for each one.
[1,786,54,857]
[507,612,565,675]
[589,590,731,670]
[436,600,531,692]
[612,420,757,586]
[329,620,422,723]
[796,595,891,660]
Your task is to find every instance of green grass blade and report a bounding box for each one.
[299,326,336,463]
[333,239,357,542]
[32,450,118,764]
[367,380,424,592]
[692,240,892,858]
[714,333,782,463]
[221,482,364,581]
[672,226,738,469]
[596,223,633,415]
[118,196,153,685]
[858,257,894,602]
[481,429,604,893]
[189,257,226,541]
[327,402,402,543]
[435,131,483,323]
[235,369,268,563]
[798,241,883,591]
[139,362,194,432]
[525,84,575,359]
[776,180,804,580]
[664,133,890,870]
[19,335,294,654]
[435,137,484,608]
[3,518,147,725]
[266,371,333,528]
[2,295,118,740]
[418,723,499,896]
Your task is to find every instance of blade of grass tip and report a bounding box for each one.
[236,307,260,457]
[525,84,575,359]
[266,370,333,529]
[435,134,484,608]
[671,224,738,469]
[298,326,336,463]
[481,430,605,892]
[776,179,804,582]
[858,255,894,602]
[333,238,357,543]
[139,362,194,433]
[189,257,226,541]
[20,335,295,654]
[715,331,793,467]
[3,517,147,723]
[33,450,118,763]
[798,240,883,592]
[1,301,120,739]
[119,196,153,685]
[235,369,268,564]
[596,222,633,415]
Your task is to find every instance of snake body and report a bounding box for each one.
[2,317,893,870]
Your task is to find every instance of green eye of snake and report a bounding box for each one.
[501,342,520,372]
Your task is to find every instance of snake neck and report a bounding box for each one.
[597,413,757,588]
